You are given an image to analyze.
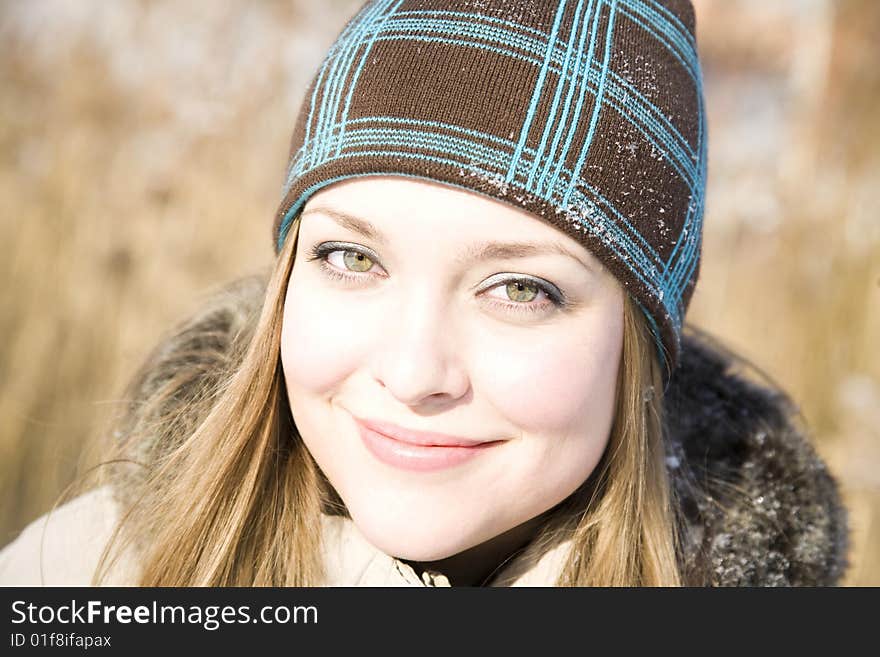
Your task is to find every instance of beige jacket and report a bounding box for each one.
[0,486,570,587]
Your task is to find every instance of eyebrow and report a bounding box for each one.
[301,206,599,275]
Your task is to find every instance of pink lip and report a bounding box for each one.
[354,417,504,472]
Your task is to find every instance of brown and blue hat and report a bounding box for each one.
[274,0,708,374]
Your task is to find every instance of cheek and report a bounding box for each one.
[280,273,375,393]
[476,314,623,436]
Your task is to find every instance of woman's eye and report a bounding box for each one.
[481,275,566,313]
[504,280,539,303]
[335,249,374,272]
[305,241,387,283]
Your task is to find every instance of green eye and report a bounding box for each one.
[506,280,539,302]
[343,250,374,272]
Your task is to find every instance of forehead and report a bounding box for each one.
[300,176,610,277]
[302,176,597,260]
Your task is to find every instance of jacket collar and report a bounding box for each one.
[319,513,572,586]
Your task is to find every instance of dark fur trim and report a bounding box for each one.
[667,327,849,585]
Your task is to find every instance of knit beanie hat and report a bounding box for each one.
[273,0,707,373]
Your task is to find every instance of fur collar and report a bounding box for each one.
[112,277,850,586]
[663,328,848,585]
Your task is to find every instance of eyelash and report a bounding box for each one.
[305,242,569,314]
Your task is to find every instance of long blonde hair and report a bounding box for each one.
[97,213,683,586]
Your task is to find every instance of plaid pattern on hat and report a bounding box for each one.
[273,0,707,372]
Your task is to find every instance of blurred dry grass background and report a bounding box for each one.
[1,0,877,584]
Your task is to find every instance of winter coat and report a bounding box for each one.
[0,278,850,587]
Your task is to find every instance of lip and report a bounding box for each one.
[354,416,504,472]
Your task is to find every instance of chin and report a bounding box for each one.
[348,503,489,562]
[365,531,470,563]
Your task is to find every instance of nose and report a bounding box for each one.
[369,291,471,408]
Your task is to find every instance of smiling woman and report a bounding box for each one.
[0,0,848,587]
[283,177,631,585]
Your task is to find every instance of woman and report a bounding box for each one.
[0,0,849,586]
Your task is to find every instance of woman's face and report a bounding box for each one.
[281,176,624,562]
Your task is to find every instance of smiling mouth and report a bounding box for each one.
[354,416,503,447]
[352,416,505,472]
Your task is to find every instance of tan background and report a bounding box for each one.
[1,0,877,584]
